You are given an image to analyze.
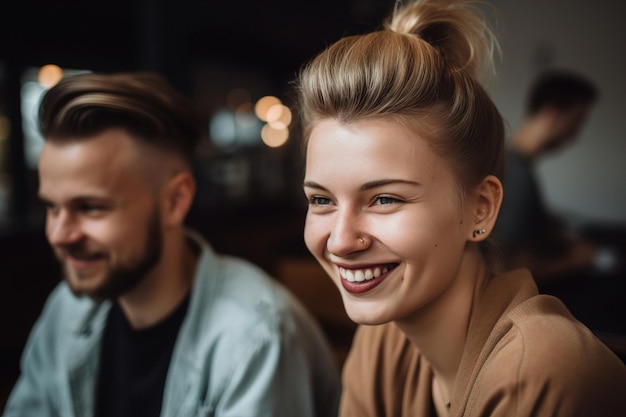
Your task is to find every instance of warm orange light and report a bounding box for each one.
[261,124,289,148]
[254,96,281,122]
[38,64,64,89]
[267,104,292,129]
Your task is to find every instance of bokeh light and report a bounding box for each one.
[254,96,281,122]
[261,124,289,148]
[266,104,292,129]
[38,64,63,89]
[210,110,237,146]
[210,94,293,149]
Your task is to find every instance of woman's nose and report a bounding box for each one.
[327,209,368,257]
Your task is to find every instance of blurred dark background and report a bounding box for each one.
[0,0,397,232]
[1,0,625,409]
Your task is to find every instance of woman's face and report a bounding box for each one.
[303,118,475,325]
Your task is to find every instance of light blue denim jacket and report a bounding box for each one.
[3,231,340,417]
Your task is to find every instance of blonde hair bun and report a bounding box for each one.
[386,0,499,77]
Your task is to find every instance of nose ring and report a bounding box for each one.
[358,237,365,244]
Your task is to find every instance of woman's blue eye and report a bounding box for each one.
[309,196,332,206]
[375,196,398,205]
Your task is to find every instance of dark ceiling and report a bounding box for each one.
[1,0,396,91]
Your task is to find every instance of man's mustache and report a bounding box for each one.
[55,243,108,261]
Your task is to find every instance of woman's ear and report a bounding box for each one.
[470,175,503,241]
[161,171,196,227]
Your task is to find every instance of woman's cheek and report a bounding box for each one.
[304,215,324,256]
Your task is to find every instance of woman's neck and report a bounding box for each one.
[395,247,489,405]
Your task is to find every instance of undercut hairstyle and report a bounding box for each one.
[296,0,505,270]
[39,71,203,167]
[526,69,598,115]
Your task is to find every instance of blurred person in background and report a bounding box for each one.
[2,72,340,417]
[493,69,613,284]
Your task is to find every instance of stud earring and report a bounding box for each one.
[472,229,486,238]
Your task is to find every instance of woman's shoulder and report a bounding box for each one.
[503,293,621,368]
[473,294,626,415]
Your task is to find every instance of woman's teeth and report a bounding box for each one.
[338,265,396,282]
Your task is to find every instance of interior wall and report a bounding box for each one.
[485,0,626,224]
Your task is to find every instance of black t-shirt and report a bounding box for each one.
[494,150,569,256]
[95,294,190,417]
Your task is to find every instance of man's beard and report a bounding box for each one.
[61,207,163,302]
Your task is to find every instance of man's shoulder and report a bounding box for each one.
[189,232,283,305]
[199,251,291,308]
[39,281,99,322]
[186,236,330,351]
[15,281,105,367]
[181,250,335,380]
[191,249,311,337]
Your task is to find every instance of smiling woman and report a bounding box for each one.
[304,118,476,328]
[295,0,626,416]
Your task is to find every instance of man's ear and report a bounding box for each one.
[161,171,196,227]
[469,175,503,241]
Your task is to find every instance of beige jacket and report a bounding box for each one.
[340,269,626,416]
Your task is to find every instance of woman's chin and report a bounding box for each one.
[344,303,392,326]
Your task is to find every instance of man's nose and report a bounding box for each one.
[47,211,83,246]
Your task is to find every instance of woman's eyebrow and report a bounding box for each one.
[303,179,421,191]
[303,180,327,190]
[359,179,421,191]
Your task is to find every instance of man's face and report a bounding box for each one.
[38,128,164,301]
